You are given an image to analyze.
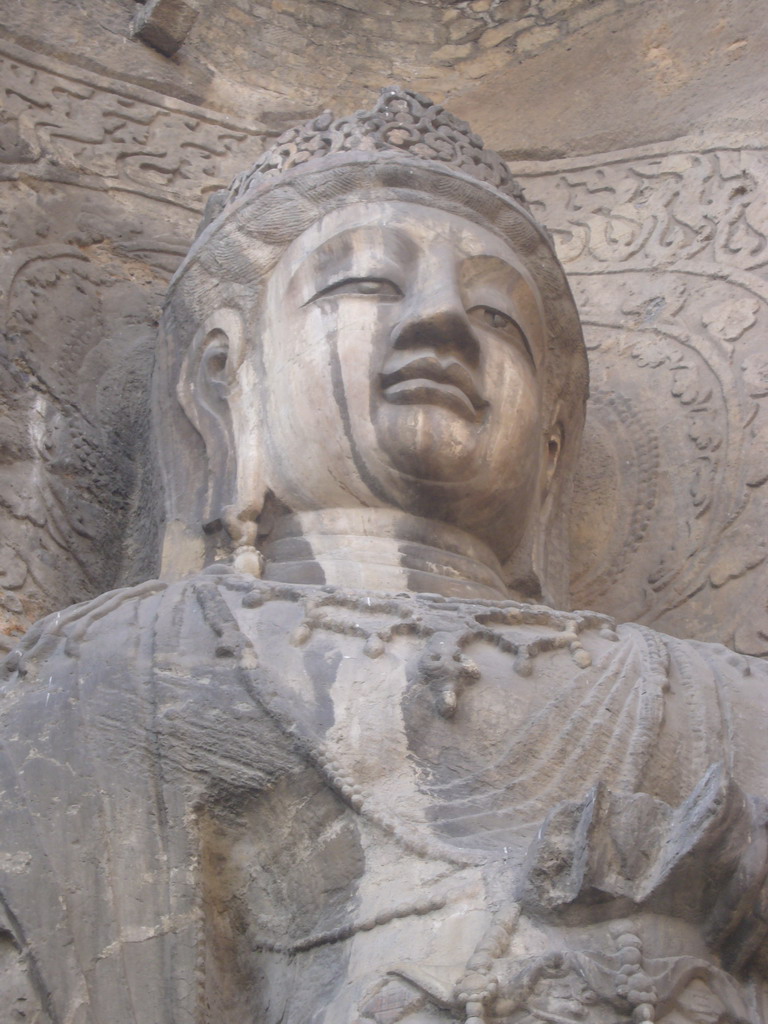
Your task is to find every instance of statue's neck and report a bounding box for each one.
[259,508,509,600]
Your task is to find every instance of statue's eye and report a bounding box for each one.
[474,306,517,333]
[313,277,403,300]
[469,305,534,363]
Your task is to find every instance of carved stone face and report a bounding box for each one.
[234,201,554,559]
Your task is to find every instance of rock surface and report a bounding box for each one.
[1,79,768,1022]
[2,2,767,650]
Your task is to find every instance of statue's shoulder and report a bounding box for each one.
[1,579,165,687]
[0,570,246,695]
[685,635,768,794]
[612,619,768,709]
[610,622,768,795]
[612,619,768,680]
[654,626,768,694]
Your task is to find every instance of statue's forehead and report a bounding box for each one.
[275,200,529,269]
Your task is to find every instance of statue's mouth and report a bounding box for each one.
[379,356,487,421]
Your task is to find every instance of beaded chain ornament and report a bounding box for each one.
[235,577,611,717]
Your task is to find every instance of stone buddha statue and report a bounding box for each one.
[2,89,768,1024]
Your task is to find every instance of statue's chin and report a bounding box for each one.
[373,402,486,484]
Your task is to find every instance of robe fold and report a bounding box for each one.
[2,569,767,1023]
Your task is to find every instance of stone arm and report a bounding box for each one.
[703,641,768,976]
[517,635,768,980]
[0,574,301,1024]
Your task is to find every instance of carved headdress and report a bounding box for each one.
[158,88,588,606]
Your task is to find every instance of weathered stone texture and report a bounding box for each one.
[2,87,768,1020]
[131,0,199,57]
[1,0,767,655]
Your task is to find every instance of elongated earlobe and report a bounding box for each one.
[503,422,566,603]
[544,424,563,497]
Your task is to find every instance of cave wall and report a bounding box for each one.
[1,0,766,652]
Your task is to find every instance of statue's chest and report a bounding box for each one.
[229,588,632,858]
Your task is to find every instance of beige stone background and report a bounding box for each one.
[1,0,766,654]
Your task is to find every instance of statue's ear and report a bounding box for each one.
[542,422,564,499]
[533,414,575,609]
[503,418,570,608]
[177,308,245,528]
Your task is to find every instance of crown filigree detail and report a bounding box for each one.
[222,87,528,212]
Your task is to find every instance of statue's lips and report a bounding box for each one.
[379,357,487,421]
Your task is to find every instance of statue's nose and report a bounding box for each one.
[390,284,480,368]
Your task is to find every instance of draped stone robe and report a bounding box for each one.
[1,567,767,1024]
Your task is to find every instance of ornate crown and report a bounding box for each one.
[217,87,529,215]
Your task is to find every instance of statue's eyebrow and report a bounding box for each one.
[290,223,419,287]
[461,253,524,283]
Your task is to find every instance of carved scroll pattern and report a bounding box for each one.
[517,146,768,654]
[0,45,258,203]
